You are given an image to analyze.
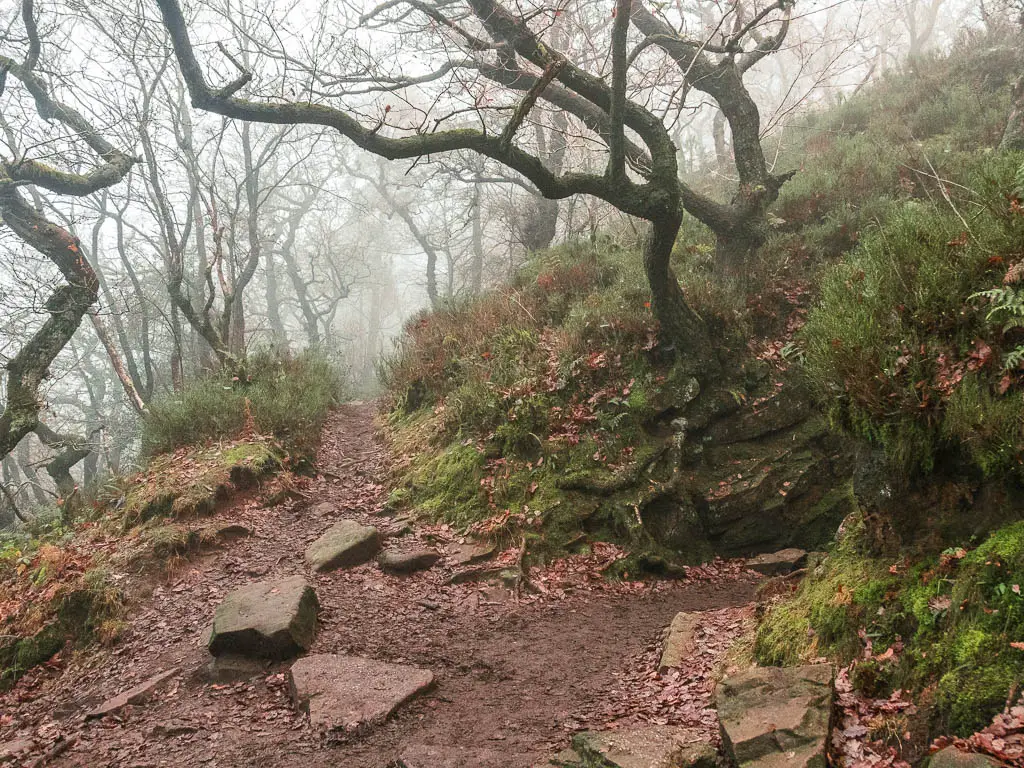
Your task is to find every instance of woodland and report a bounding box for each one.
[0,0,1023,765]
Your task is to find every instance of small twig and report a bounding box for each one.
[1004,678,1020,713]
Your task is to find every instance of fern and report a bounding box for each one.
[1003,346,1024,372]
[971,287,1024,331]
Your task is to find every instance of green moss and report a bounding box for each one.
[759,516,1024,737]
[937,661,1020,734]
[404,443,488,526]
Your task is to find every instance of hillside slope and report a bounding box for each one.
[381,33,1024,758]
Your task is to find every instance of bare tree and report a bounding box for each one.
[154,0,803,369]
[0,0,134,461]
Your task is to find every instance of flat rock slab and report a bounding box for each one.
[86,667,180,719]
[305,520,380,572]
[0,738,33,764]
[289,653,433,731]
[659,612,699,673]
[378,548,441,574]
[717,664,833,768]
[208,575,318,659]
[928,747,1000,767]
[747,548,808,577]
[213,523,253,541]
[573,727,718,768]
[450,540,496,566]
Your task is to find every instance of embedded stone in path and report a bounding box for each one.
[400,744,523,766]
[928,747,1000,767]
[716,663,834,767]
[746,548,808,577]
[212,522,252,541]
[201,654,269,683]
[288,654,433,731]
[378,548,441,574]
[208,575,317,659]
[659,612,699,673]
[305,520,380,572]
[450,540,496,566]
[85,667,180,719]
[572,726,718,768]
[0,738,33,764]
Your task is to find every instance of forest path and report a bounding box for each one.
[2,402,757,768]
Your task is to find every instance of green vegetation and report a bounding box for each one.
[757,514,1024,735]
[142,350,341,459]
[801,153,1024,477]
[0,540,126,689]
[770,34,1015,267]
[751,34,1024,744]
[115,439,282,523]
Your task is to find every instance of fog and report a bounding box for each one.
[0,0,1010,520]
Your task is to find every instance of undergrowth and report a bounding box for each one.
[142,349,341,459]
[800,152,1024,478]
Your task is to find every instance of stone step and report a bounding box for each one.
[289,653,433,732]
[571,726,718,768]
[379,548,442,574]
[305,520,381,572]
[659,612,699,673]
[208,575,318,659]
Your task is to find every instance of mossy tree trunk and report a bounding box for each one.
[644,213,715,366]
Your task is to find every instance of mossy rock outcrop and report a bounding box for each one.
[0,573,125,689]
[121,439,282,523]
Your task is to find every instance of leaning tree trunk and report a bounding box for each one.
[644,214,715,368]
[521,196,559,252]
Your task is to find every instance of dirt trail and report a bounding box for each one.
[1,403,757,768]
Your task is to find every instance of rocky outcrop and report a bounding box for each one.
[747,548,808,576]
[289,654,433,731]
[208,576,318,659]
[695,411,854,558]
[573,375,856,567]
[571,727,717,768]
[716,664,834,767]
[305,520,380,572]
